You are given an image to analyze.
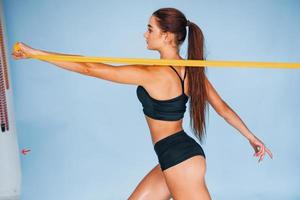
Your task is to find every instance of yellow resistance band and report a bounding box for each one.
[13,43,300,69]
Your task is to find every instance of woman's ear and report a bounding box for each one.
[163,32,172,44]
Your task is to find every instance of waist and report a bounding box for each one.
[149,127,184,145]
[144,114,183,144]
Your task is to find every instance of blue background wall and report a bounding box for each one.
[3,0,300,199]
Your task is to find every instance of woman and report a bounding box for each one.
[12,7,272,200]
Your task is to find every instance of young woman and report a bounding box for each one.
[12,7,272,200]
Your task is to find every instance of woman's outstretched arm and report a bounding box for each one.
[31,48,90,74]
[12,42,152,86]
[204,76,273,162]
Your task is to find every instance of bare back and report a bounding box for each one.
[140,65,189,144]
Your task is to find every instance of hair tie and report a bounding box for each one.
[186,20,191,27]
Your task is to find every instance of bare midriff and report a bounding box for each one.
[145,115,184,145]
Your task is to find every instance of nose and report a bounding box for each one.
[143,32,147,38]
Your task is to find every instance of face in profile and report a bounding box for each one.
[144,15,166,51]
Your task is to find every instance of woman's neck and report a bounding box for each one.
[159,48,183,60]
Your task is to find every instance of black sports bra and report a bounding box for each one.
[136,66,189,121]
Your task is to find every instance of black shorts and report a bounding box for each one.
[154,129,206,171]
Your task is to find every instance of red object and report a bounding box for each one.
[21,149,31,155]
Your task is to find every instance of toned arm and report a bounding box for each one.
[205,76,255,141]
[84,62,152,85]
[33,49,88,74]
[33,49,152,86]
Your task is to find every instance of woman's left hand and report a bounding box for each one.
[248,135,273,163]
[11,42,37,60]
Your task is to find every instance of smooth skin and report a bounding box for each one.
[12,15,273,200]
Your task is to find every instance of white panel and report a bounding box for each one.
[0,2,21,200]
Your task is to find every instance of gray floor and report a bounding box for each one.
[0,196,19,200]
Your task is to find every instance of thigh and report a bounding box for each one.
[128,164,171,200]
[162,155,211,200]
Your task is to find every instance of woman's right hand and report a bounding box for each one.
[11,42,37,60]
[248,134,273,163]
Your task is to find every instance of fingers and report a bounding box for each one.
[11,43,28,59]
[254,144,273,163]
[259,153,265,162]
[11,52,20,58]
[254,143,263,156]
[11,52,19,59]
[257,145,265,162]
[12,42,31,59]
[11,51,26,60]
[249,135,273,163]
[265,147,273,159]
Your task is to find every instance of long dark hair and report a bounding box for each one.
[153,7,209,143]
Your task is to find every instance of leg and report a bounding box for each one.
[128,164,171,200]
[162,155,211,200]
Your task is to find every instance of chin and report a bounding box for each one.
[146,45,156,50]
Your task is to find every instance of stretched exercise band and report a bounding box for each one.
[13,43,300,69]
